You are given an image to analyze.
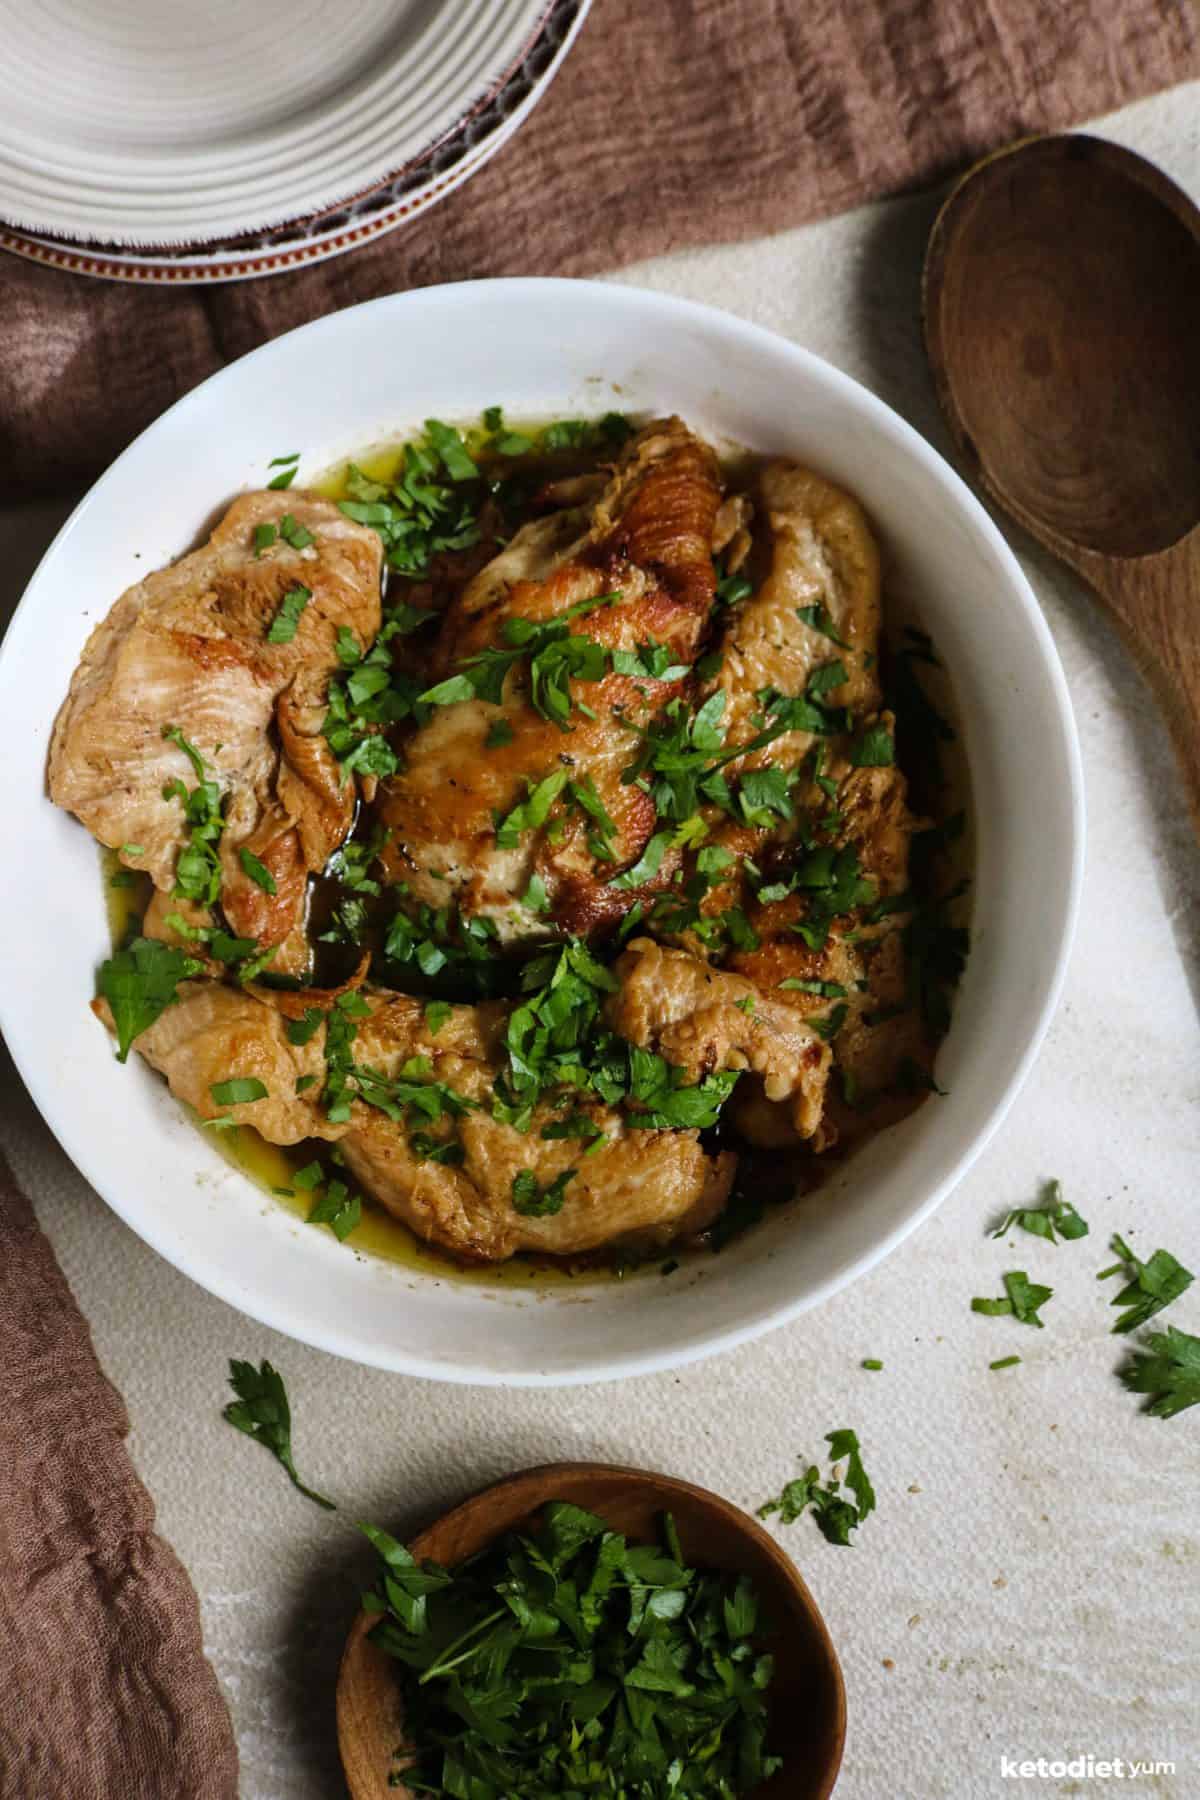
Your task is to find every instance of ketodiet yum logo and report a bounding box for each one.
[1000,1755,1176,1781]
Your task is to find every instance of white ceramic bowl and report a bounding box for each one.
[0,280,1083,1385]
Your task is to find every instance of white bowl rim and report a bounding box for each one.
[0,278,1085,1385]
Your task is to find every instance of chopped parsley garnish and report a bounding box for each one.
[265,583,311,644]
[796,602,849,647]
[850,723,895,767]
[716,570,753,608]
[424,999,453,1036]
[420,591,622,729]
[989,1356,1021,1371]
[360,1499,780,1796]
[253,523,277,556]
[337,430,483,578]
[1098,1234,1193,1334]
[521,871,550,913]
[238,846,278,895]
[990,1179,1088,1244]
[424,417,477,482]
[511,1167,575,1216]
[809,1002,848,1042]
[266,454,300,490]
[97,937,202,1061]
[277,512,315,551]
[491,940,742,1137]
[321,604,432,780]
[485,717,514,749]
[222,1358,334,1509]
[609,828,671,890]
[209,1077,268,1106]
[779,978,848,997]
[1120,1326,1200,1418]
[286,1007,325,1046]
[495,768,569,849]
[862,1358,883,1371]
[539,412,632,453]
[971,1270,1053,1328]
[318,988,473,1131]
[161,726,226,904]
[758,1429,876,1545]
[305,1177,362,1242]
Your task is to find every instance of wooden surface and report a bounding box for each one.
[336,1462,846,1800]
[923,133,1200,831]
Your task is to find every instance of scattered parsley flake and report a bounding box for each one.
[1098,1233,1193,1334]
[972,1270,1053,1328]
[238,846,278,895]
[209,1077,268,1106]
[266,583,311,644]
[1120,1326,1200,1418]
[990,1178,1088,1244]
[511,1167,575,1217]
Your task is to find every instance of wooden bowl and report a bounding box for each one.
[337,1461,846,1799]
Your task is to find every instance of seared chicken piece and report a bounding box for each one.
[50,492,381,951]
[117,978,734,1262]
[373,419,722,943]
[96,981,342,1145]
[714,461,883,771]
[606,939,832,1141]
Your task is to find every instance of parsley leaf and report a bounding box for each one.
[1098,1233,1194,1334]
[1120,1325,1200,1418]
[511,1167,575,1216]
[796,602,848,646]
[238,846,278,895]
[222,1359,334,1509]
[424,999,453,1036]
[306,1177,362,1242]
[990,1178,1088,1244]
[972,1270,1053,1328]
[758,1429,876,1545]
[265,583,311,644]
[277,512,315,550]
[210,1078,268,1106]
[97,937,203,1061]
[851,723,895,767]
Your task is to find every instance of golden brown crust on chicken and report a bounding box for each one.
[49,491,381,951]
[373,420,722,945]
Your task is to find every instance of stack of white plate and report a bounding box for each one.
[0,0,589,284]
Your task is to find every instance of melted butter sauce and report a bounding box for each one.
[106,423,973,1290]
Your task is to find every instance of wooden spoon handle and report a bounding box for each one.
[1088,533,1200,837]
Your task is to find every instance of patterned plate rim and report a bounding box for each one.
[0,0,587,281]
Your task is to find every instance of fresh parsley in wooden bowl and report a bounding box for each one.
[336,1461,845,1799]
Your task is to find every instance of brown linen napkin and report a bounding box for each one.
[2,0,1196,500]
[0,1153,238,1800]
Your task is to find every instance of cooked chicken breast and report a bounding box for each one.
[372,419,723,943]
[116,977,734,1262]
[606,939,832,1140]
[50,492,381,950]
[713,460,883,773]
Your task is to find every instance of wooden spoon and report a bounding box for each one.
[337,1461,846,1800]
[923,134,1200,830]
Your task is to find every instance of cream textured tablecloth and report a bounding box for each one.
[2,83,1198,1800]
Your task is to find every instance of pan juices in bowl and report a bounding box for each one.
[0,280,1081,1381]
